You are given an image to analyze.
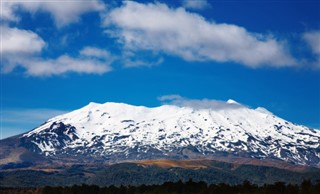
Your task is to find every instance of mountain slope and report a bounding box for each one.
[2,100,320,167]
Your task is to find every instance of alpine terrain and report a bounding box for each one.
[1,100,319,168]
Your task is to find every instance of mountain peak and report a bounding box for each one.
[17,101,320,167]
[226,99,239,104]
[86,102,101,107]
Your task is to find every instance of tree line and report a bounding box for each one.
[1,179,319,194]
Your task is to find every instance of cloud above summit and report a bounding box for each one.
[158,95,244,110]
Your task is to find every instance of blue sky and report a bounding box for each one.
[1,0,319,139]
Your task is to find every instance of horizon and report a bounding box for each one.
[1,0,319,139]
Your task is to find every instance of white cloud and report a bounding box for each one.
[304,31,320,56]
[1,26,46,73]
[1,0,105,27]
[121,50,164,67]
[21,54,112,76]
[303,31,320,68]
[0,26,113,76]
[105,1,295,68]
[7,47,113,77]
[124,57,163,68]
[182,0,210,10]
[158,94,183,101]
[80,46,111,59]
[158,95,244,110]
[1,26,45,55]
[0,1,19,21]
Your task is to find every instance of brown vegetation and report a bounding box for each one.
[134,159,210,169]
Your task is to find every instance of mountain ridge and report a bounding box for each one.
[1,100,319,169]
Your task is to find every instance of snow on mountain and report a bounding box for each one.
[21,101,320,166]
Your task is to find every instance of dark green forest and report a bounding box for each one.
[2,162,320,188]
[1,179,320,194]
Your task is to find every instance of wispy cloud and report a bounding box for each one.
[120,50,163,68]
[2,108,67,124]
[158,95,244,110]
[303,30,320,68]
[1,17,114,76]
[0,1,20,22]
[80,46,112,59]
[158,94,183,102]
[1,0,105,27]
[0,1,113,76]
[105,1,296,68]
[1,29,114,76]
[182,0,210,10]
[1,108,68,139]
[21,52,113,77]
[1,0,318,77]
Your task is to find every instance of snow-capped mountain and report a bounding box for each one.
[14,100,320,167]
